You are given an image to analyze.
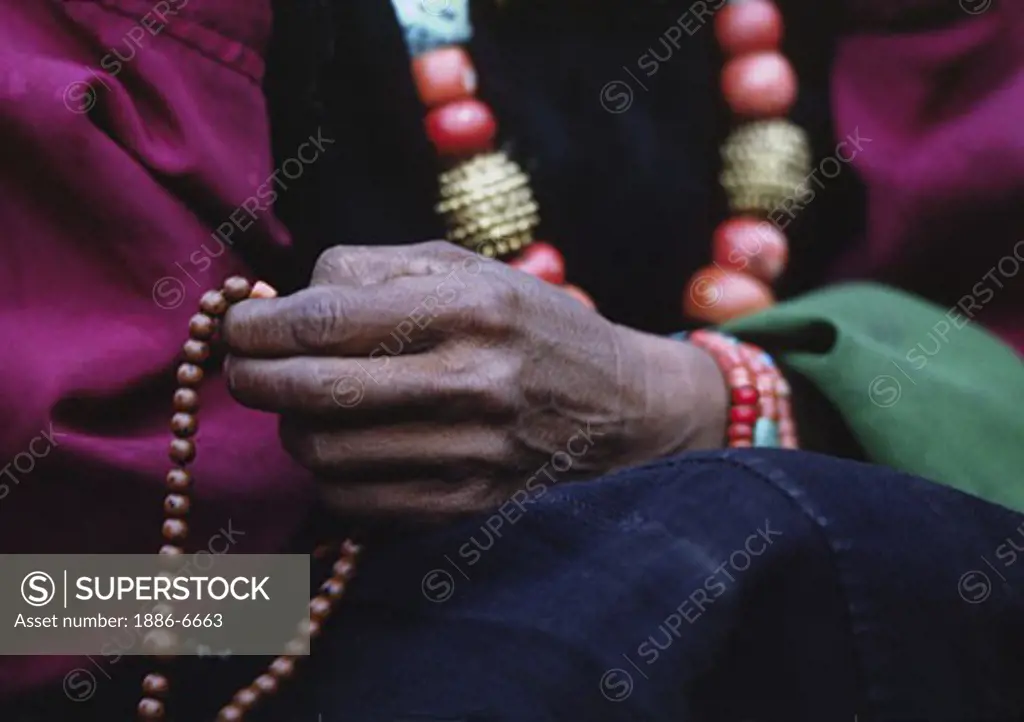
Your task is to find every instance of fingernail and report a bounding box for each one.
[250,281,278,299]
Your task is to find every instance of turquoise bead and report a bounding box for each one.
[393,0,473,56]
[753,418,780,447]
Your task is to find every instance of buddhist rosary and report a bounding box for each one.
[138,1,798,719]
[138,277,361,722]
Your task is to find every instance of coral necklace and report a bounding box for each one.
[395,0,809,323]
[135,1,807,719]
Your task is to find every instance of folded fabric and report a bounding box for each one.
[7,450,1023,721]
[726,282,1024,512]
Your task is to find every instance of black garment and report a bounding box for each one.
[6,450,1024,721]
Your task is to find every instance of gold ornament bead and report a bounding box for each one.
[720,120,812,217]
[436,151,539,258]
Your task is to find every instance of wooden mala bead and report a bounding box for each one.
[137,697,165,720]
[142,673,169,697]
[172,388,199,413]
[140,276,361,722]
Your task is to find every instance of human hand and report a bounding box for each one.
[222,242,727,518]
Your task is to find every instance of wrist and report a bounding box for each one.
[616,325,730,455]
[681,341,732,449]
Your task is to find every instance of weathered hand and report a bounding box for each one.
[223,241,727,518]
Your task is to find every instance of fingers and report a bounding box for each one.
[224,251,511,358]
[225,351,516,418]
[309,241,476,286]
[278,418,514,477]
[317,477,504,518]
[223,275,459,358]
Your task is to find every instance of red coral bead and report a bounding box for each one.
[728,423,754,441]
[712,217,788,282]
[424,99,497,157]
[412,46,478,108]
[715,0,784,57]
[732,386,759,406]
[683,266,774,324]
[721,52,797,118]
[730,405,759,424]
[509,242,565,285]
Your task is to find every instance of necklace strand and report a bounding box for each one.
[398,0,808,321]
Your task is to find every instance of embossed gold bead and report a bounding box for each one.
[436,151,539,258]
[720,120,812,217]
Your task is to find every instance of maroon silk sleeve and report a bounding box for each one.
[0,0,316,697]
[828,1,1024,351]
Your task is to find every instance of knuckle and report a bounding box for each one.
[221,303,260,351]
[486,360,522,409]
[419,239,467,259]
[465,432,517,469]
[451,360,520,415]
[489,438,520,468]
[291,289,347,351]
[312,246,344,279]
[223,358,262,405]
[471,278,521,331]
[312,246,363,285]
[279,420,328,471]
[459,482,510,514]
[412,240,475,276]
[306,435,332,470]
[435,240,484,270]
[223,356,244,395]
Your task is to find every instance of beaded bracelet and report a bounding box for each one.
[674,330,798,449]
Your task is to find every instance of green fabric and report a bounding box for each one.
[724,282,1024,513]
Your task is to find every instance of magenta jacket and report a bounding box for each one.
[0,0,1021,697]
